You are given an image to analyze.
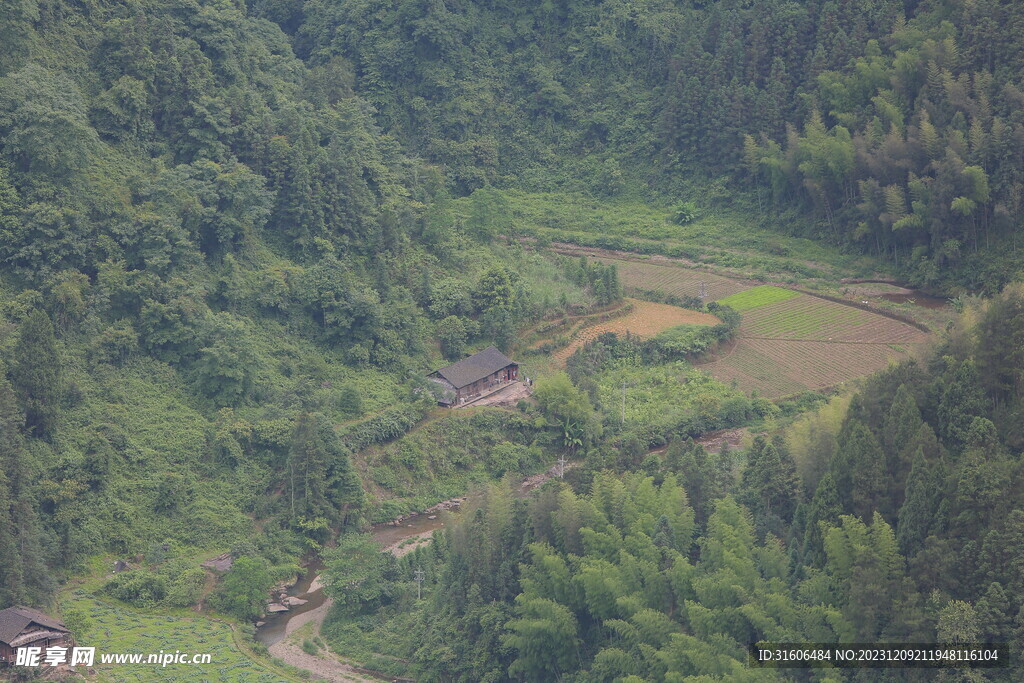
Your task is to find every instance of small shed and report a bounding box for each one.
[0,606,74,663]
[428,346,519,406]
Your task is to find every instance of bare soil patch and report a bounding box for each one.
[699,337,922,397]
[549,298,720,365]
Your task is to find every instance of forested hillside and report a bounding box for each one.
[0,0,609,607]
[283,0,1024,291]
[2,0,1024,680]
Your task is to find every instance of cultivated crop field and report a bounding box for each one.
[540,251,933,396]
[593,257,750,301]
[60,592,288,682]
[740,295,929,343]
[715,285,801,311]
[698,340,808,397]
[700,338,917,396]
[580,259,931,396]
[550,298,720,364]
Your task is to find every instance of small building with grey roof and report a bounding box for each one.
[0,606,73,663]
[428,346,519,406]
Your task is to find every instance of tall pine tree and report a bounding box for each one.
[882,384,924,511]
[832,418,886,520]
[10,309,62,439]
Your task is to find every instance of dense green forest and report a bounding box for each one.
[0,0,621,608]
[2,0,1024,680]
[284,0,1024,291]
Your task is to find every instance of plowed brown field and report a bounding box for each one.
[699,337,917,396]
[593,257,750,301]
[549,298,720,364]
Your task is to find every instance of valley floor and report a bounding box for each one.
[538,243,950,397]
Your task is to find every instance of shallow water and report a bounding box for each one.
[254,557,327,647]
[878,291,947,309]
[254,513,451,647]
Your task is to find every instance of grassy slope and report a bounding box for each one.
[494,190,880,281]
[597,361,748,428]
[358,408,552,523]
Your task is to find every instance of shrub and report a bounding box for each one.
[163,566,206,608]
[103,570,167,607]
[340,403,426,451]
[338,385,363,417]
[672,201,698,225]
[210,557,273,620]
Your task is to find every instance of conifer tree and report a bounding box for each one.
[652,514,677,552]
[662,437,686,475]
[883,384,924,509]
[10,309,62,438]
[0,375,52,600]
[832,418,886,520]
[937,360,986,452]
[288,412,364,529]
[975,283,1024,404]
[896,447,943,558]
[0,471,24,607]
[975,582,1013,644]
[802,473,842,567]
[669,438,723,524]
[741,436,801,538]
[0,376,26,605]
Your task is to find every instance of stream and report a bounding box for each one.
[254,512,453,647]
[254,462,568,648]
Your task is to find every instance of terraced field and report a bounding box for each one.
[549,298,720,364]
[550,251,934,396]
[740,295,928,343]
[702,338,917,397]
[716,285,801,311]
[59,591,291,682]
[699,340,808,397]
[593,257,749,301]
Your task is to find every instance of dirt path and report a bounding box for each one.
[462,380,532,408]
[268,599,376,682]
[266,523,439,681]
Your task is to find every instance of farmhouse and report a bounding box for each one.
[0,606,73,663]
[428,346,519,406]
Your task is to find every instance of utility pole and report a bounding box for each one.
[698,280,708,300]
[414,568,425,600]
[558,453,567,479]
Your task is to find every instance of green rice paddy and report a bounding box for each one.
[715,285,802,312]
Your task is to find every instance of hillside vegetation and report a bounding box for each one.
[2,1,1024,681]
[286,0,1024,292]
[0,0,614,607]
[322,284,1024,682]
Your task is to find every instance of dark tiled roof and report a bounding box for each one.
[430,346,516,389]
[0,606,69,644]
